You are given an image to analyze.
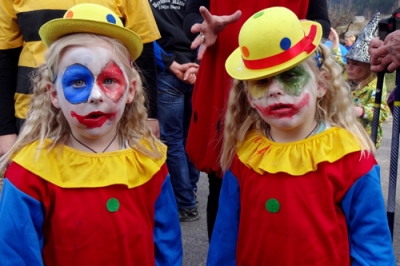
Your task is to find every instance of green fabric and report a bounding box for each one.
[352,78,389,148]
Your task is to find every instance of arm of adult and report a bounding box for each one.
[124,0,161,137]
[169,62,199,84]
[135,44,160,139]
[306,0,331,39]
[369,30,400,73]
[188,7,242,61]
[183,65,199,84]
[342,164,395,265]
[206,170,240,265]
[0,2,23,156]
[154,174,183,265]
[152,41,198,84]
[0,49,19,156]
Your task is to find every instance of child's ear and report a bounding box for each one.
[126,79,137,104]
[316,71,328,98]
[47,83,61,108]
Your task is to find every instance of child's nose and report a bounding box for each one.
[88,85,104,103]
[268,79,284,98]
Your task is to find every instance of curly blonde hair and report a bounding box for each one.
[220,43,375,171]
[0,33,162,171]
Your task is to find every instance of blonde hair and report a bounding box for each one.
[0,33,162,171]
[345,35,356,43]
[220,43,375,171]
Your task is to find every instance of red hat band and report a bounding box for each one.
[242,24,317,70]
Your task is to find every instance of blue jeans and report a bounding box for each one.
[157,71,200,210]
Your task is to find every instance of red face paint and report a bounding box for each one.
[96,61,127,102]
[71,111,117,128]
[256,94,310,118]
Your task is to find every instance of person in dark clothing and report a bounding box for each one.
[0,0,161,157]
[183,0,331,241]
[150,0,201,222]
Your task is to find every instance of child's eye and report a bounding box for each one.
[73,79,86,87]
[103,78,114,85]
[279,72,297,81]
[256,78,269,85]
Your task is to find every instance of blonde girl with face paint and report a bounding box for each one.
[207,7,395,266]
[0,4,182,265]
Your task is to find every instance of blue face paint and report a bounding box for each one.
[62,64,94,104]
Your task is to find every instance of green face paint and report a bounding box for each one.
[275,65,310,96]
[247,65,311,100]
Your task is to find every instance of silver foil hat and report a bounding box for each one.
[346,13,380,63]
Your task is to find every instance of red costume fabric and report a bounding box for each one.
[231,152,374,265]
[186,1,309,177]
[7,162,167,265]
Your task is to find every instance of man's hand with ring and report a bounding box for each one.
[190,6,242,60]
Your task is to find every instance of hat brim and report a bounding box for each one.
[39,19,143,61]
[225,21,322,81]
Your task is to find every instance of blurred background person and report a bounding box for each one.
[150,0,201,222]
[345,13,389,148]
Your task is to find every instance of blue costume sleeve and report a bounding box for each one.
[342,165,395,265]
[153,174,183,266]
[207,169,240,266]
[153,41,175,71]
[0,178,44,266]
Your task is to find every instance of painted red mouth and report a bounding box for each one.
[71,111,116,128]
[256,94,310,118]
[259,103,297,117]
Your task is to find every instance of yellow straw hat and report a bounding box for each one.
[225,7,322,81]
[39,3,143,60]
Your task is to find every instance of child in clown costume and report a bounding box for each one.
[0,4,182,265]
[207,7,395,265]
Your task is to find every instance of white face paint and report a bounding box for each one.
[50,45,136,141]
[246,62,325,136]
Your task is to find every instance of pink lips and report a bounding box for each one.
[256,94,310,118]
[71,111,116,128]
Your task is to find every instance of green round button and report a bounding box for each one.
[253,11,264,19]
[265,198,280,213]
[107,198,120,212]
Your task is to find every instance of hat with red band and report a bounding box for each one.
[225,7,322,81]
[39,3,143,61]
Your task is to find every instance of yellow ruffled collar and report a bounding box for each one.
[236,127,361,176]
[12,139,166,188]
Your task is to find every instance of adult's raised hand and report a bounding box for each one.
[190,6,242,60]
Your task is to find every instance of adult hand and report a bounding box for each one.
[190,6,242,60]
[0,134,17,157]
[147,119,160,139]
[169,61,199,83]
[328,27,339,50]
[183,65,199,84]
[369,30,400,73]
